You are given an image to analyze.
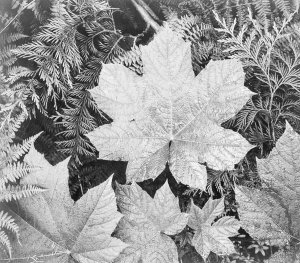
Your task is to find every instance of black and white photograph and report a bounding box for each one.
[0,0,300,262]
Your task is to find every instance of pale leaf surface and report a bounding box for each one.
[87,26,254,189]
[114,181,188,263]
[235,122,300,246]
[188,198,240,260]
[0,146,127,262]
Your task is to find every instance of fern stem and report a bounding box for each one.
[104,36,123,63]
[130,0,160,32]
[0,100,26,131]
[0,0,34,35]
[78,174,84,196]
[265,15,295,141]
[135,0,160,21]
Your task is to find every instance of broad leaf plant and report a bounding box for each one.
[1,0,300,263]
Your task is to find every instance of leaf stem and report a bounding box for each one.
[130,0,160,32]
[0,0,34,35]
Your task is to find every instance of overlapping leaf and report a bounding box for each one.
[114,181,189,263]
[0,146,127,262]
[87,26,254,190]
[188,197,240,260]
[235,122,300,246]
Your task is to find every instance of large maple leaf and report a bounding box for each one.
[188,197,240,260]
[235,122,300,247]
[114,181,189,263]
[87,26,254,190]
[0,146,127,262]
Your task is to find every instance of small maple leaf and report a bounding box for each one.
[235,122,300,246]
[187,197,240,260]
[87,26,254,190]
[114,181,189,263]
[0,146,127,262]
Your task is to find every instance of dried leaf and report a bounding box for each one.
[0,146,127,262]
[235,122,300,246]
[87,26,254,190]
[188,198,240,260]
[114,181,188,263]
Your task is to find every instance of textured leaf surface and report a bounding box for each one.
[87,26,254,189]
[267,247,300,263]
[0,146,127,262]
[235,122,300,246]
[114,181,188,263]
[188,198,240,260]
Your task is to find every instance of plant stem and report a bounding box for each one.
[0,0,34,35]
[130,0,160,32]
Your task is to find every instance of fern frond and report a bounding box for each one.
[253,0,272,29]
[0,211,19,239]
[215,9,299,155]
[182,187,202,197]
[0,33,28,45]
[168,14,213,43]
[247,119,274,145]
[0,162,32,186]
[0,31,27,70]
[0,132,40,185]
[112,45,143,75]
[0,230,12,258]
[166,12,225,72]
[233,95,270,130]
[11,1,82,110]
[0,111,28,149]
[0,32,30,130]
[57,1,136,167]
[0,184,44,202]
[207,169,237,196]
[273,0,294,18]
[0,134,42,256]
[173,0,298,32]
[215,10,298,96]
[271,38,300,91]
[179,0,215,24]
[8,133,41,162]
[192,40,225,71]
[56,88,100,166]
[6,66,35,84]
